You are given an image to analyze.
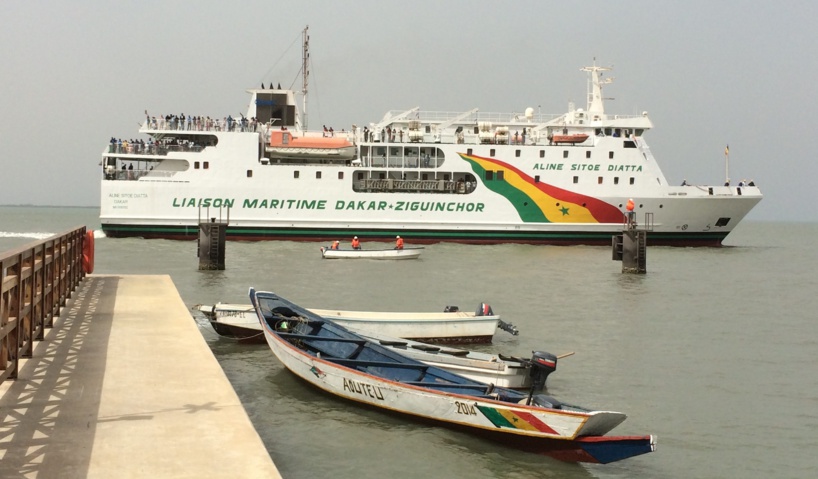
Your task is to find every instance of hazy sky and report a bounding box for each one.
[1,1,814,222]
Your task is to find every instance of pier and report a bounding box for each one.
[1,232,281,478]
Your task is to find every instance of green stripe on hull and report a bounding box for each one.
[101,224,729,245]
[465,161,549,223]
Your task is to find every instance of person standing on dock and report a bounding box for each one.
[351,236,361,250]
[395,235,404,250]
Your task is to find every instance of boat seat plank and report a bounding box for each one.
[441,349,470,357]
[411,344,440,352]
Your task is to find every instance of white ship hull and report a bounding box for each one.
[100,60,761,246]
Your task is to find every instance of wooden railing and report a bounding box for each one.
[1,227,87,386]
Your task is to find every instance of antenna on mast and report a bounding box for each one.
[580,58,613,116]
[302,26,310,130]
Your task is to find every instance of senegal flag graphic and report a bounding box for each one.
[476,405,560,434]
[460,153,625,224]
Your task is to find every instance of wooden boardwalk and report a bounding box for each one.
[0,274,281,478]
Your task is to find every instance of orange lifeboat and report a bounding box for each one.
[551,133,589,144]
[267,130,355,160]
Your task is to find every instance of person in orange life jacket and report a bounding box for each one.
[331,240,340,250]
[351,236,361,250]
[395,235,404,250]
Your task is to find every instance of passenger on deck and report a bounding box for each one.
[395,235,404,250]
[330,240,340,250]
[681,179,687,186]
[351,236,361,250]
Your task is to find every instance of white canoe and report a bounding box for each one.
[320,246,423,260]
[197,301,509,344]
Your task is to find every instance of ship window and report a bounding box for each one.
[443,174,450,181]
[614,129,621,137]
[586,151,591,159]
[609,151,614,159]
[490,149,496,156]
[630,177,635,185]
[573,176,579,184]
[497,171,505,181]
[473,126,479,134]
[534,175,540,183]
[614,177,619,185]
[357,172,364,180]
[194,161,200,169]
[598,176,603,184]
[316,171,322,179]
[247,170,253,178]
[203,162,209,169]
[539,150,545,158]
[379,173,386,179]
[467,148,473,155]
[338,172,344,180]
[425,125,431,133]
[563,150,568,159]
[485,171,494,181]
[515,150,520,157]
[636,129,644,136]
[715,217,731,227]
[422,173,428,180]
[605,128,612,136]
[294,171,300,179]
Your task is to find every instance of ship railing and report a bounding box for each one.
[103,169,174,181]
[382,109,564,125]
[108,144,204,156]
[140,119,263,133]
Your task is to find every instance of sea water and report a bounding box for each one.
[1,206,816,478]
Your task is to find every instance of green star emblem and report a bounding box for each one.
[560,206,570,216]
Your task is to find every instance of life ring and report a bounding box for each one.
[82,230,95,274]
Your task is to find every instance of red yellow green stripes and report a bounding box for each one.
[459,153,625,224]
[476,405,559,434]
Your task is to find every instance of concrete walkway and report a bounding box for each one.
[0,275,282,479]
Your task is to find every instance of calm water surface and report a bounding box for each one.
[2,206,816,478]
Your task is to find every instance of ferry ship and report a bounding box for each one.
[99,38,761,246]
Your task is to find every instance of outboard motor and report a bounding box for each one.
[526,351,558,405]
[530,351,558,389]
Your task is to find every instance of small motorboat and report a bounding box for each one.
[319,245,423,260]
[250,288,656,464]
[196,301,515,344]
[356,329,572,389]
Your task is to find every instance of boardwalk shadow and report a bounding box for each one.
[0,276,116,478]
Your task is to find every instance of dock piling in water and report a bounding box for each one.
[198,218,227,270]
[612,212,650,274]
